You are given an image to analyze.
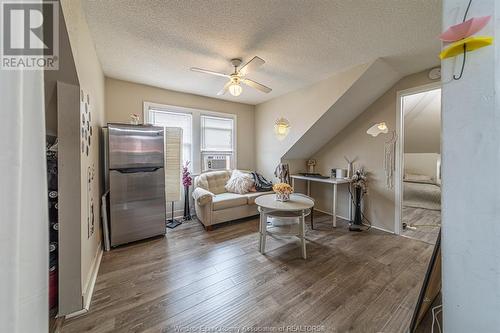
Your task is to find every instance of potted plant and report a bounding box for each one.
[272,183,294,202]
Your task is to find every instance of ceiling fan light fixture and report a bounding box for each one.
[228,82,242,96]
[191,56,271,96]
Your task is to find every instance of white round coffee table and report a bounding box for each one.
[255,193,314,259]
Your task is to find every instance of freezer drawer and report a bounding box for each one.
[108,124,164,169]
[110,168,166,246]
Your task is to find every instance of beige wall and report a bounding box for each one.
[44,2,79,136]
[255,63,370,179]
[60,0,105,306]
[105,78,256,171]
[311,70,436,232]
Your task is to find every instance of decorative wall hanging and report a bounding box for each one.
[383,131,397,189]
[87,164,96,238]
[366,122,396,189]
[439,0,493,80]
[80,90,93,156]
[80,88,97,239]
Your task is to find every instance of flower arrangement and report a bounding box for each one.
[272,182,293,202]
[130,113,140,125]
[182,161,192,187]
[351,169,367,194]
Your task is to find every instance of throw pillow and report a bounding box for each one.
[225,170,254,194]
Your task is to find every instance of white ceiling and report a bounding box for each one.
[82,0,442,105]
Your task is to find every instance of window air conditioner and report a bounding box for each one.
[204,155,230,171]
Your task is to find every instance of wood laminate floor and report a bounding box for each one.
[61,214,432,333]
[401,207,440,245]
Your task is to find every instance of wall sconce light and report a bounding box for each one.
[274,117,290,140]
[366,122,389,137]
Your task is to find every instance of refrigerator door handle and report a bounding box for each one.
[112,167,162,174]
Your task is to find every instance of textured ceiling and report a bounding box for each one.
[82,0,442,105]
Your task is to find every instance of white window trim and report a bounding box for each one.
[143,102,237,174]
[200,114,235,153]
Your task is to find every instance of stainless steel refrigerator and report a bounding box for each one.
[105,124,166,247]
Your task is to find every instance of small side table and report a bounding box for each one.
[255,194,314,259]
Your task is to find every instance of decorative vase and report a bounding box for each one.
[183,185,191,220]
[275,192,290,202]
[349,186,363,232]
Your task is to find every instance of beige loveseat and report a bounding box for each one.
[192,170,273,230]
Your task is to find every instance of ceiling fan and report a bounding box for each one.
[191,56,272,97]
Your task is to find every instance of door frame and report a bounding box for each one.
[394,82,441,235]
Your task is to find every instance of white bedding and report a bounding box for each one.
[403,180,441,211]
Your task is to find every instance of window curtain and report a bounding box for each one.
[0,68,48,331]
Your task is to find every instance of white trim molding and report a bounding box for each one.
[395,82,441,235]
[143,102,237,174]
[66,244,103,320]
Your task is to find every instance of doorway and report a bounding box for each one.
[396,83,441,244]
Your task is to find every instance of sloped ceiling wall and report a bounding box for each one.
[404,88,441,153]
[255,62,371,178]
[255,59,404,178]
[283,59,401,160]
[310,70,437,232]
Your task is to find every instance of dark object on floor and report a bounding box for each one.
[409,229,442,332]
[251,172,273,192]
[298,172,329,179]
[166,201,182,229]
[183,185,192,220]
[403,222,407,229]
[349,185,363,232]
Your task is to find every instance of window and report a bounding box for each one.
[149,109,192,167]
[144,102,237,174]
[201,116,235,171]
[201,116,234,151]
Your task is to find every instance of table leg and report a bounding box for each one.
[260,211,267,254]
[332,184,337,228]
[259,208,264,253]
[300,210,307,259]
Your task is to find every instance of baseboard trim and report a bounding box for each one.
[66,244,103,320]
[314,208,395,234]
[168,208,195,220]
[64,307,87,320]
[368,224,395,234]
[83,244,103,308]
[313,208,350,221]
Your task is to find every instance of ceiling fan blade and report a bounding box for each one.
[191,67,230,78]
[238,56,265,76]
[217,81,232,95]
[242,78,272,93]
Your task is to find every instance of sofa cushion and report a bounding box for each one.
[225,170,255,194]
[195,170,232,194]
[244,191,275,205]
[212,193,248,211]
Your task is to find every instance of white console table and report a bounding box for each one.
[290,175,352,228]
